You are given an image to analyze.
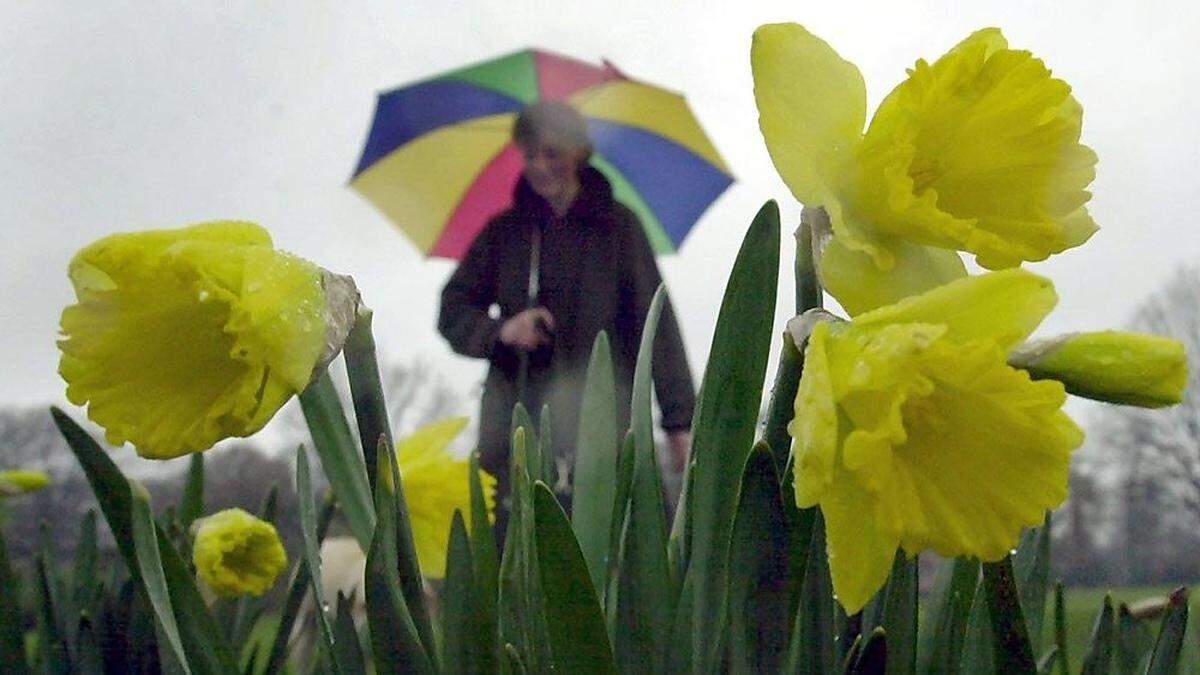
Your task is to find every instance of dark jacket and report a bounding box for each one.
[438,167,695,471]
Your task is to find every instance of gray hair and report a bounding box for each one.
[512,101,593,156]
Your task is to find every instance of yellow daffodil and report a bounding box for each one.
[1009,331,1187,407]
[396,417,495,579]
[788,269,1084,613]
[58,221,357,460]
[0,469,50,497]
[192,508,287,597]
[754,24,1097,315]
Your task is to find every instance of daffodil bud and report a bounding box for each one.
[58,221,360,460]
[1009,331,1187,408]
[0,469,50,497]
[192,508,287,598]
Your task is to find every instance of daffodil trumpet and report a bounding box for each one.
[192,508,288,598]
[58,221,360,460]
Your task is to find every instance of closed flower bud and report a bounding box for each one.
[0,469,50,497]
[1009,331,1187,407]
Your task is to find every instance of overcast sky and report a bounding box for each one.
[3,2,1198,440]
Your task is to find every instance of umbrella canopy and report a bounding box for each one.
[350,48,733,259]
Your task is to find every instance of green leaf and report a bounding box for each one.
[0,529,29,674]
[785,510,837,675]
[682,199,780,671]
[666,450,695,586]
[917,556,980,673]
[260,498,336,675]
[441,510,474,673]
[365,447,434,674]
[572,330,619,598]
[533,482,615,673]
[539,403,556,486]
[1053,582,1069,675]
[298,373,376,550]
[342,308,392,493]
[36,555,71,673]
[51,407,138,580]
[1036,645,1059,674]
[982,557,1036,674]
[1145,587,1189,675]
[72,511,100,609]
[959,576,994,672]
[52,407,234,674]
[73,614,104,675]
[727,442,793,673]
[1114,603,1154,674]
[332,592,366,675]
[179,453,204,529]
[1079,594,1115,675]
[381,436,439,663]
[878,551,918,675]
[612,288,675,673]
[468,452,499,675]
[497,429,553,673]
[155,509,241,675]
[847,627,887,675]
[511,403,538,479]
[129,482,192,675]
[1013,514,1052,655]
[504,643,527,675]
[605,430,635,619]
[295,446,343,675]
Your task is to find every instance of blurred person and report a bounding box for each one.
[438,101,695,546]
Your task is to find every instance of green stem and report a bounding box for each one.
[982,557,1036,674]
[762,219,823,475]
[795,218,822,315]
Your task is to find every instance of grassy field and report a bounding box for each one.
[1050,585,1198,674]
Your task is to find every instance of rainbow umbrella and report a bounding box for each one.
[350,48,733,259]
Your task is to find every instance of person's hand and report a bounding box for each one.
[666,430,691,474]
[499,307,555,352]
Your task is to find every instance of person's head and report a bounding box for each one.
[512,102,592,205]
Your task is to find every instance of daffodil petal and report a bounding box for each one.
[753,23,866,206]
[855,269,1057,350]
[819,235,968,315]
[790,322,839,506]
[395,417,494,579]
[886,342,1083,559]
[822,475,900,615]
